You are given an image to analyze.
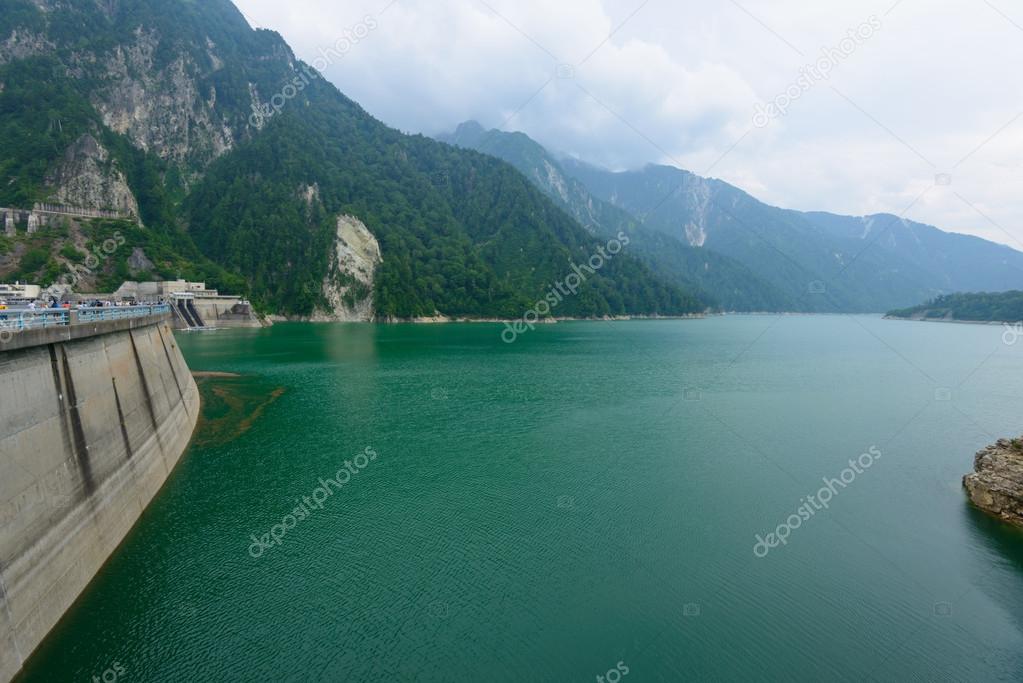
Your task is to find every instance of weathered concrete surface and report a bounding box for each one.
[191,299,264,329]
[0,315,198,682]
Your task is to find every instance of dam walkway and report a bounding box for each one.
[0,305,172,351]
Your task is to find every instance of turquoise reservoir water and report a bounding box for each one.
[16,316,1023,681]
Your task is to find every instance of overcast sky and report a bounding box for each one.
[234,0,1023,248]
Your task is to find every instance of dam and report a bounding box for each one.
[0,306,199,682]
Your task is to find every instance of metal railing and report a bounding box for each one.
[0,304,171,333]
[76,304,171,324]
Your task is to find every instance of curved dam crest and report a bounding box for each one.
[0,312,199,682]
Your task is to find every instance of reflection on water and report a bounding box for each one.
[963,502,1023,599]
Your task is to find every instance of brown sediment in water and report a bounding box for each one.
[193,375,285,447]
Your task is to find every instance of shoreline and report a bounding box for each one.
[256,312,919,326]
[883,315,1009,326]
[268,313,712,325]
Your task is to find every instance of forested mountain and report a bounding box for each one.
[559,158,1023,312]
[802,211,1023,294]
[440,122,796,311]
[0,0,699,319]
[0,53,247,294]
[888,291,1023,323]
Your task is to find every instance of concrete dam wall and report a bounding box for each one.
[0,313,199,682]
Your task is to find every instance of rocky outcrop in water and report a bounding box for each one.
[963,439,1023,528]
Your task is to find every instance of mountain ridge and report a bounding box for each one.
[458,123,1023,312]
[439,121,798,312]
[0,0,701,319]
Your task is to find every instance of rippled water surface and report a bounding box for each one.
[17,317,1023,681]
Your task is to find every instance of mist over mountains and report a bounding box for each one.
[441,121,1023,313]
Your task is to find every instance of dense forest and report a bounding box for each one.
[441,121,800,312]
[187,90,700,316]
[887,291,1023,322]
[0,0,701,319]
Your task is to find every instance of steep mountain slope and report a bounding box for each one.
[440,121,796,312]
[561,159,1023,312]
[802,211,1023,293]
[0,0,699,318]
[0,53,244,292]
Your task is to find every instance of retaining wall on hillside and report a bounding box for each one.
[0,315,198,682]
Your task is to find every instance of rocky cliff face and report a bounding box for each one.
[45,134,140,216]
[0,28,52,65]
[682,177,712,247]
[93,28,235,173]
[319,215,382,322]
[6,2,284,194]
[963,439,1023,528]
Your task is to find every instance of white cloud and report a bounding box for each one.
[234,0,1023,248]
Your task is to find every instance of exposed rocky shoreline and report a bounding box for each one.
[963,438,1023,528]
